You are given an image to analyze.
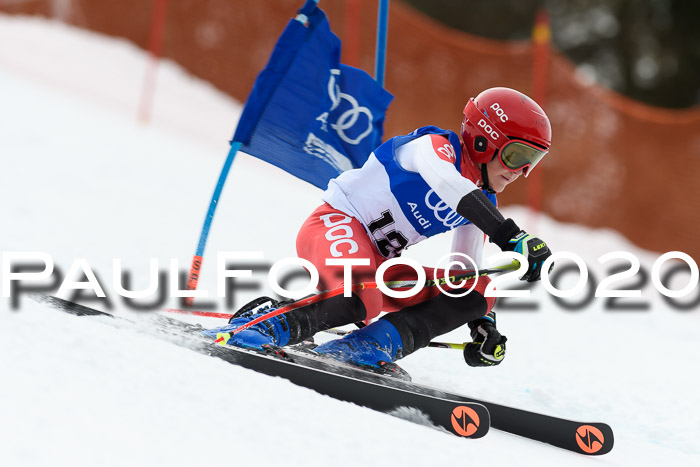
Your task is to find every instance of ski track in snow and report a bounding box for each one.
[1,14,699,467]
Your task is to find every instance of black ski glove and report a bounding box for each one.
[491,218,553,282]
[463,311,507,367]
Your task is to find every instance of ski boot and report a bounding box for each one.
[201,297,291,351]
[313,319,411,380]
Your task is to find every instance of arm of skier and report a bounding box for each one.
[449,224,507,367]
[402,139,506,367]
[400,134,552,281]
[398,134,481,210]
[450,222,484,269]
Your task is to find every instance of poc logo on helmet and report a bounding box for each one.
[478,119,500,141]
[490,103,509,122]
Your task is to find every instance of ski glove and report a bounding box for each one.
[490,218,553,282]
[463,311,507,367]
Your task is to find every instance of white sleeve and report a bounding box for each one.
[451,223,485,269]
[396,134,480,211]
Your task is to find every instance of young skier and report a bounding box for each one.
[208,87,553,372]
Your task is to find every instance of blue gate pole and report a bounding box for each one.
[184,141,241,304]
[374,0,390,86]
[184,0,320,304]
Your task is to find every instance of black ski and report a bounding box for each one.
[33,295,614,454]
[32,295,490,439]
[440,390,613,455]
[281,342,613,455]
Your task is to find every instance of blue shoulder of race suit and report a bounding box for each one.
[389,125,498,208]
[390,126,461,156]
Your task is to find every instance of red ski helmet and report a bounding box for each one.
[461,87,551,177]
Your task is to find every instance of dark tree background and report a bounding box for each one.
[402,0,700,108]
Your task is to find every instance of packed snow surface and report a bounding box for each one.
[1,14,699,467]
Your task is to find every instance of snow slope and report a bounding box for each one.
[1,15,699,467]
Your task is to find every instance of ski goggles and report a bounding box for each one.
[498,140,548,177]
[464,99,548,177]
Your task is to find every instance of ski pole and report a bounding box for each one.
[159,308,466,350]
[322,328,467,350]
[162,308,234,319]
[165,260,519,324]
[226,261,521,338]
